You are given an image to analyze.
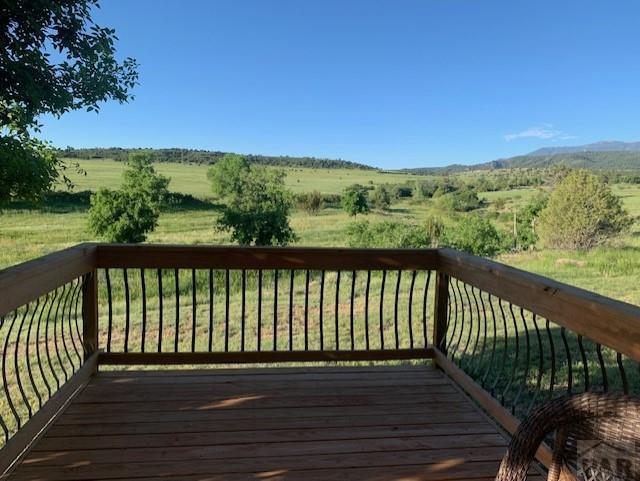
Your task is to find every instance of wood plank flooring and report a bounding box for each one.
[8,365,544,480]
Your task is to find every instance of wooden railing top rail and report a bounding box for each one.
[438,248,640,361]
[0,243,96,317]
[95,244,441,270]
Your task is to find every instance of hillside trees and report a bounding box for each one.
[538,170,632,249]
[209,154,297,245]
[0,0,138,203]
[60,147,373,170]
[88,154,169,243]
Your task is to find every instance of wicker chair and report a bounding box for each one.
[495,392,640,481]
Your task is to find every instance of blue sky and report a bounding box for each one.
[41,0,640,169]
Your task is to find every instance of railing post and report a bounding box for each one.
[433,271,450,356]
[82,270,99,363]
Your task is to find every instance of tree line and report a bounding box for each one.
[59,147,373,170]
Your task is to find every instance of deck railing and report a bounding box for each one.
[94,245,438,364]
[1,243,639,472]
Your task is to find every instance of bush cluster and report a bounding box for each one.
[88,153,170,243]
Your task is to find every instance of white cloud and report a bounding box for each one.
[505,124,575,141]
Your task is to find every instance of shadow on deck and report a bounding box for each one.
[9,365,545,481]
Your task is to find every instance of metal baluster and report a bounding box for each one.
[2,311,21,429]
[545,319,556,399]
[141,269,147,352]
[241,270,246,351]
[334,271,340,350]
[379,270,386,349]
[526,314,545,414]
[617,352,629,394]
[44,288,61,389]
[52,284,70,381]
[407,270,416,349]
[274,269,279,351]
[460,283,474,370]
[350,271,356,350]
[596,343,608,392]
[446,279,460,359]
[25,298,43,409]
[365,270,371,350]
[501,303,520,408]
[560,327,572,394]
[174,269,179,352]
[480,294,498,388]
[225,270,230,352]
[123,269,131,353]
[394,270,401,349]
[577,335,590,392]
[191,269,196,352]
[257,270,262,351]
[35,293,52,399]
[289,270,294,351]
[512,308,531,415]
[208,269,214,352]
[105,269,113,352]
[304,270,309,351]
[422,271,431,347]
[319,270,325,350]
[15,303,34,417]
[157,269,163,352]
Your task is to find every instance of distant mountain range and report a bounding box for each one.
[402,141,640,175]
[529,141,640,156]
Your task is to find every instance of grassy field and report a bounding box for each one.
[2,158,640,307]
[60,158,423,196]
[2,159,639,436]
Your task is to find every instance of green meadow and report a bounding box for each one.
[2,158,640,435]
[2,158,640,307]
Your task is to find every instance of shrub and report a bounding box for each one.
[209,154,297,245]
[346,220,431,248]
[424,216,445,247]
[514,192,548,250]
[393,185,413,199]
[442,215,503,257]
[297,190,324,215]
[416,180,439,199]
[371,185,392,211]
[88,153,169,243]
[342,184,370,216]
[432,181,457,197]
[538,170,632,249]
[437,187,482,212]
[492,197,507,210]
[322,193,342,206]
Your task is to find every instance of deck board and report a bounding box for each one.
[8,365,543,481]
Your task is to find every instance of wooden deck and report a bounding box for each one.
[8,365,544,481]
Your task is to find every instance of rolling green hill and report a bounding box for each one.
[60,147,375,170]
[402,150,640,174]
